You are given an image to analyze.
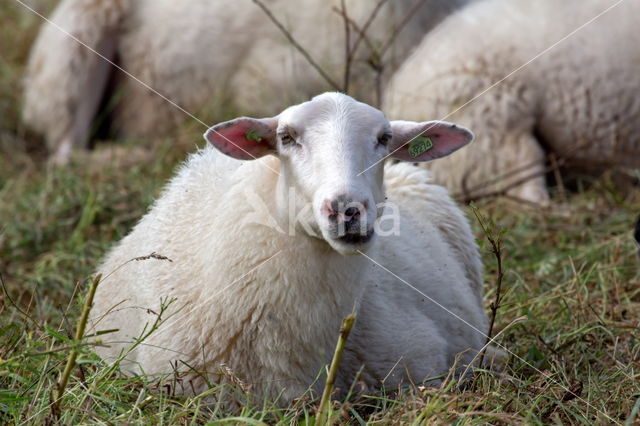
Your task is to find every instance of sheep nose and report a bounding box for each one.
[321,197,367,224]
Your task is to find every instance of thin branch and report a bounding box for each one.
[0,269,42,330]
[331,7,380,57]
[470,207,504,369]
[456,137,598,202]
[331,0,388,96]
[340,0,351,93]
[549,152,567,202]
[379,0,428,58]
[456,149,573,203]
[251,0,341,91]
[350,0,388,59]
[331,3,385,103]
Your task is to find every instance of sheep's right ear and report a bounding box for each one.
[204,117,278,160]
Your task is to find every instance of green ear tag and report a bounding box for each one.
[408,136,433,158]
[246,130,262,143]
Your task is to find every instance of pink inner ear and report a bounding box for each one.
[392,121,473,162]
[422,123,472,157]
[205,119,274,160]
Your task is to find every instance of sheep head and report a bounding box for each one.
[204,92,473,254]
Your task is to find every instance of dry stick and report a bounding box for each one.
[459,157,554,199]
[549,152,567,202]
[349,0,388,57]
[54,274,101,411]
[316,314,356,426]
[0,269,43,330]
[333,0,388,59]
[251,0,341,91]
[340,0,351,93]
[333,11,378,58]
[379,0,428,58]
[455,137,597,202]
[332,0,389,93]
[457,156,570,203]
[470,208,504,369]
[369,0,428,105]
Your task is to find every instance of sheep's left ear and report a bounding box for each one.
[389,120,474,162]
[204,116,278,160]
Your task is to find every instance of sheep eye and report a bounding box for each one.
[279,131,296,146]
[377,133,392,147]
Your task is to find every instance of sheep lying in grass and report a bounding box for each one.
[384,0,640,205]
[22,0,471,164]
[88,92,489,402]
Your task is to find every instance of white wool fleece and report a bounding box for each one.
[88,93,488,403]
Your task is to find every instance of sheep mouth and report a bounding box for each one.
[334,229,375,245]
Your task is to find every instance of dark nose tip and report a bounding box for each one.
[344,206,360,219]
[321,196,367,224]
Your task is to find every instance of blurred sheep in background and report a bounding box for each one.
[22,0,471,164]
[384,0,640,205]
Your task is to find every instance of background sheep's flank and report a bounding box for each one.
[1,0,639,424]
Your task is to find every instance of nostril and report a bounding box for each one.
[344,207,359,218]
[323,196,368,223]
[322,199,336,217]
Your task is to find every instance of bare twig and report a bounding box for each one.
[348,0,388,59]
[456,137,601,203]
[340,0,351,92]
[470,207,504,369]
[0,269,42,330]
[456,156,569,203]
[379,0,428,58]
[251,0,341,91]
[549,153,567,201]
[332,0,389,94]
[331,5,382,58]
[316,314,356,425]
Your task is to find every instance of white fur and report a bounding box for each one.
[89,93,488,402]
[22,0,471,162]
[384,0,640,204]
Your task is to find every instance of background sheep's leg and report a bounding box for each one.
[501,132,550,206]
[51,33,117,164]
[22,0,129,164]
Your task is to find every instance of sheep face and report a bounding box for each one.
[204,93,473,254]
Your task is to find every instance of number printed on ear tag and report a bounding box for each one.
[246,130,263,142]
[408,136,433,158]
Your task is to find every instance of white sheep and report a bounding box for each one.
[384,0,640,205]
[88,92,489,402]
[22,0,471,164]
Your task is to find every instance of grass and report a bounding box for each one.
[1,1,640,424]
